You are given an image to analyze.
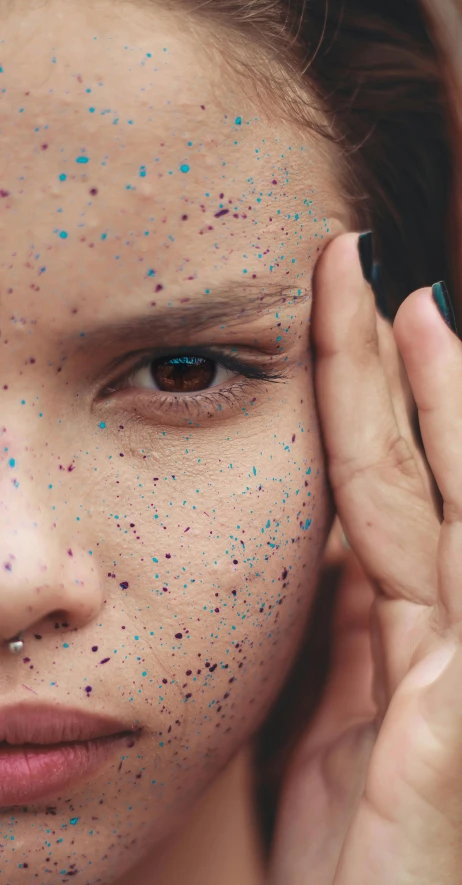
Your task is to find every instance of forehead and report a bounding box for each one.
[0,0,340,333]
[0,0,324,175]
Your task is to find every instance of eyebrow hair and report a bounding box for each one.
[72,281,311,356]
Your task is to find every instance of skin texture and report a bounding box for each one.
[0,2,347,881]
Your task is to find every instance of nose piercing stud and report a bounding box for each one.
[6,634,24,654]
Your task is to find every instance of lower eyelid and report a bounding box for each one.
[96,375,275,427]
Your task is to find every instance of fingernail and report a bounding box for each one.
[358,231,374,284]
[371,262,389,319]
[432,281,459,337]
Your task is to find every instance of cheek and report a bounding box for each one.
[96,385,329,753]
[30,365,332,858]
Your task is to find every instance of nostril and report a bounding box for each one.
[47,611,71,629]
[0,548,103,641]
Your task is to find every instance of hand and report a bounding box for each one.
[269,232,462,884]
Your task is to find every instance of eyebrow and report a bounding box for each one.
[72,282,311,355]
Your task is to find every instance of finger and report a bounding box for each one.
[394,288,462,625]
[333,640,462,885]
[376,312,439,509]
[393,287,462,512]
[312,232,439,604]
[271,721,376,885]
[270,556,377,885]
[300,553,376,749]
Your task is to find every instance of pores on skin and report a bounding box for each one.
[0,1,346,882]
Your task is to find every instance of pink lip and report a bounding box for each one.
[0,704,139,807]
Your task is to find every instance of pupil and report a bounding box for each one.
[151,356,216,392]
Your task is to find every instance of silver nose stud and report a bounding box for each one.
[6,634,24,654]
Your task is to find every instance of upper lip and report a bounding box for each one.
[0,703,137,745]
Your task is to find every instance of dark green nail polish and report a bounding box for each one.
[358,231,374,284]
[432,281,459,337]
[371,262,389,319]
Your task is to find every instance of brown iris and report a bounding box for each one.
[151,355,216,392]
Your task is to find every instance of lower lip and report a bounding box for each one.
[0,734,132,807]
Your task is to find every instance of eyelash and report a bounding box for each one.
[99,347,289,421]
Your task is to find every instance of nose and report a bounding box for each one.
[0,472,103,645]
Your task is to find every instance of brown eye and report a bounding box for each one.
[150,356,217,392]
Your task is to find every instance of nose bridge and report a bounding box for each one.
[0,442,103,641]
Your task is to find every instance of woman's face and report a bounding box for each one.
[0,2,345,881]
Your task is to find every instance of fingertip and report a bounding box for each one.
[313,231,364,291]
[312,232,373,350]
[393,287,437,347]
[393,286,460,373]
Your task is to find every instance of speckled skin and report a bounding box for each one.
[0,2,347,881]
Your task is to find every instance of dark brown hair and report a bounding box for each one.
[167,0,455,315]
[168,0,455,844]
